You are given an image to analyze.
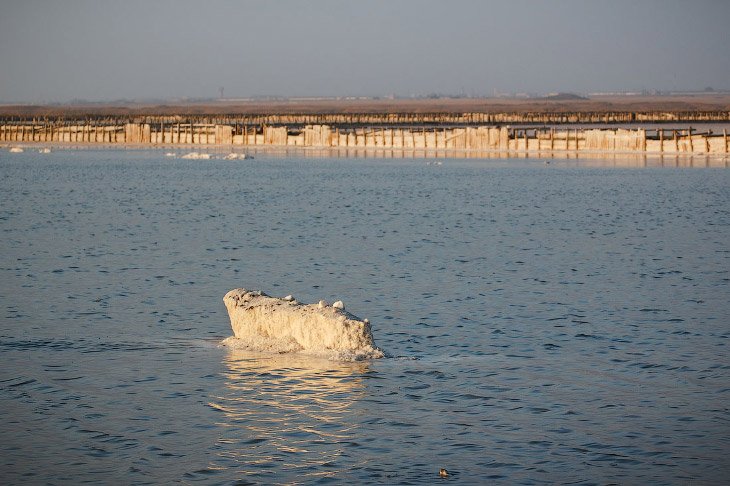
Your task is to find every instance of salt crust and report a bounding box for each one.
[222,288,384,361]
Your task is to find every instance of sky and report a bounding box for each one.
[0,0,728,102]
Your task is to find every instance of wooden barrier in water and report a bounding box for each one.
[2,120,729,155]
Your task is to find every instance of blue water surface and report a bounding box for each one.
[1,149,728,484]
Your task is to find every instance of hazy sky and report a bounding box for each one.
[1,0,728,102]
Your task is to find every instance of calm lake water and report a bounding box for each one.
[1,149,728,484]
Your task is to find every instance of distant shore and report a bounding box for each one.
[2,94,729,156]
[1,94,729,117]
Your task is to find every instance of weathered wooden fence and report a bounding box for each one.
[2,121,729,154]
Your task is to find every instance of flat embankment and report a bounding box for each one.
[1,94,729,117]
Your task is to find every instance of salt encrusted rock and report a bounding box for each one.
[333,300,344,310]
[283,295,294,301]
[181,152,211,159]
[223,153,253,160]
[222,289,383,360]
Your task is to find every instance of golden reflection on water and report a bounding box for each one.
[208,350,370,482]
[239,146,730,167]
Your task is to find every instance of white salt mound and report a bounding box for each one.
[222,288,384,361]
[181,152,211,160]
[223,153,253,160]
[9,147,24,153]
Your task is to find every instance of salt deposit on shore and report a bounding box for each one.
[9,147,24,153]
[222,289,384,361]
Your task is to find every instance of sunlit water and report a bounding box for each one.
[1,149,728,484]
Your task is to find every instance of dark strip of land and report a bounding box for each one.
[1,95,729,118]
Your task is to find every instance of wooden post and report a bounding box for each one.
[550,128,554,151]
[724,129,728,153]
[640,128,646,152]
[674,130,678,152]
[523,129,528,151]
[688,127,693,152]
[659,129,664,153]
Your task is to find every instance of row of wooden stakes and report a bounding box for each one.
[1,123,729,154]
